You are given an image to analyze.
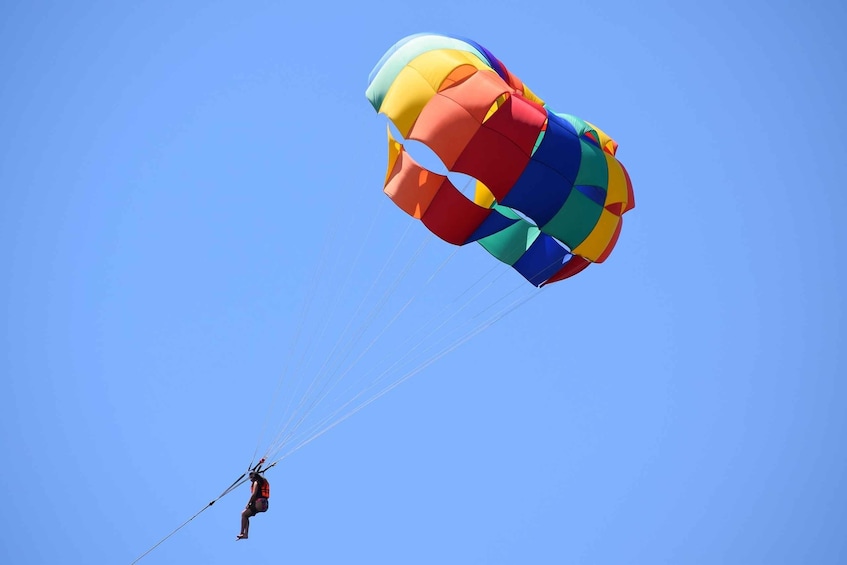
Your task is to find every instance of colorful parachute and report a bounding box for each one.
[366,33,635,286]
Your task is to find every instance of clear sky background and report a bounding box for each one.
[2,1,846,564]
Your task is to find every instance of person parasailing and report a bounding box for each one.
[237,469,270,540]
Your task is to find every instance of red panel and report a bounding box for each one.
[452,124,532,201]
[621,162,635,213]
[605,202,624,216]
[541,256,592,286]
[421,179,491,245]
[481,94,547,156]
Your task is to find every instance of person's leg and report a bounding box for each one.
[239,507,254,538]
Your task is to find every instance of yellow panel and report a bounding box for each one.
[380,69,438,136]
[572,209,619,261]
[473,180,496,208]
[410,49,489,89]
[380,49,492,137]
[585,120,618,156]
[521,83,545,106]
[384,127,403,186]
[604,153,629,209]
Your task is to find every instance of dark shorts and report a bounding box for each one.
[249,498,269,514]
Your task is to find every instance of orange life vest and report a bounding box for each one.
[256,477,270,499]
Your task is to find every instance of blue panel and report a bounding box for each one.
[465,208,520,244]
[512,234,570,286]
[498,112,582,227]
[575,184,606,207]
[500,161,572,226]
[534,112,581,182]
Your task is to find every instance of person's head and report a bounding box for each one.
[249,471,259,481]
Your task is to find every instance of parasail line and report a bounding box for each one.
[265,273,542,465]
[267,284,543,465]
[259,196,392,465]
[271,226,431,454]
[129,472,250,565]
[249,196,378,465]
[263,256,517,461]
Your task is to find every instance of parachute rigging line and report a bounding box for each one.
[129,473,250,564]
[250,196,391,468]
[131,458,275,563]
[260,257,455,462]
[265,223,432,457]
[248,210,345,466]
[264,282,545,467]
[258,250,549,465]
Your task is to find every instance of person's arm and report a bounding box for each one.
[249,480,259,504]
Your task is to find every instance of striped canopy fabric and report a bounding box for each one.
[366,33,634,286]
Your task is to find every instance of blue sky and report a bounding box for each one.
[2,1,846,564]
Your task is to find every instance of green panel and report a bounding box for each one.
[542,190,603,249]
[478,218,539,266]
[491,203,521,219]
[574,139,609,188]
[552,111,591,136]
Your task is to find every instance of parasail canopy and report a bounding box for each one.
[366,33,635,286]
